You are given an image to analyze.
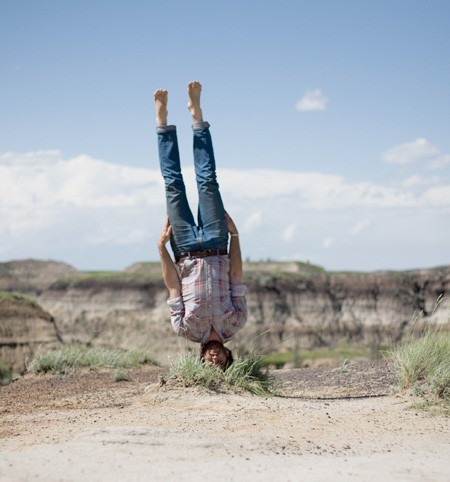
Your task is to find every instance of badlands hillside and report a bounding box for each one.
[0,259,448,376]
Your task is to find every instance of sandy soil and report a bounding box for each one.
[0,361,449,482]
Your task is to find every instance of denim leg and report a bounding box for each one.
[192,122,228,251]
[157,125,198,257]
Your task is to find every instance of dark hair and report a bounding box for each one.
[200,340,234,370]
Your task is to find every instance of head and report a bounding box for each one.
[200,340,233,370]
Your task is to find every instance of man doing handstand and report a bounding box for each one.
[154,81,247,369]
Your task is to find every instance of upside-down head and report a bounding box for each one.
[200,340,234,370]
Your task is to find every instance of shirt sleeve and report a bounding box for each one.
[230,283,247,298]
[167,296,188,337]
[220,283,247,342]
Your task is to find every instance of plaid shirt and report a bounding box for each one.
[167,255,247,343]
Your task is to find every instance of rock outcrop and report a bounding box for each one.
[0,260,448,365]
[242,265,449,355]
[0,292,62,376]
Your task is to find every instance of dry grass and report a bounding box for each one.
[27,345,157,375]
[160,351,273,396]
[388,296,450,415]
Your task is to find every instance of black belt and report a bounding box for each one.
[176,249,228,263]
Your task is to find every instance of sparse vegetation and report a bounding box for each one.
[48,261,333,289]
[388,327,450,414]
[387,296,450,415]
[49,271,164,290]
[28,345,157,375]
[0,359,13,386]
[112,368,130,382]
[260,344,369,368]
[160,352,273,396]
[335,358,351,373]
[0,291,39,307]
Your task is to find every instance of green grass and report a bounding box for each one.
[0,359,13,386]
[260,344,370,368]
[82,270,123,277]
[27,345,157,375]
[0,291,39,306]
[80,270,162,280]
[389,327,450,395]
[160,352,273,396]
[388,325,450,415]
[49,271,164,289]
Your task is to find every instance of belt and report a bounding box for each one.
[176,249,228,263]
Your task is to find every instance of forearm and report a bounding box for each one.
[158,243,182,299]
[228,235,243,284]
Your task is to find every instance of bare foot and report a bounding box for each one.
[154,89,168,126]
[187,81,203,123]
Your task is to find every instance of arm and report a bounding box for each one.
[158,216,182,300]
[219,213,247,342]
[225,213,242,284]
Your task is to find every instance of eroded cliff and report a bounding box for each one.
[0,260,448,366]
[0,292,62,376]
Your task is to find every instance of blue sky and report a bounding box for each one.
[1,1,449,271]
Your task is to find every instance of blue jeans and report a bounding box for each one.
[157,122,228,259]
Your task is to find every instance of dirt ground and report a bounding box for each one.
[0,360,449,482]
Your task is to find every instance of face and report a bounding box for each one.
[203,344,229,369]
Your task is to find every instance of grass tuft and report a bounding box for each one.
[160,351,273,396]
[27,345,157,375]
[223,355,272,396]
[388,325,450,414]
[334,358,351,373]
[112,368,130,382]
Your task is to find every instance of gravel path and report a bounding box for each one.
[1,361,448,482]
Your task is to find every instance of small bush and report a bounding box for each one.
[28,345,156,375]
[160,352,273,396]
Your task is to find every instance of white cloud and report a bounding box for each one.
[421,185,450,207]
[218,168,417,209]
[323,237,334,248]
[242,211,263,233]
[349,219,370,236]
[282,223,296,242]
[0,151,162,209]
[381,138,450,169]
[0,151,165,258]
[402,175,425,188]
[0,149,62,166]
[296,89,328,111]
[1,150,450,271]
[427,154,450,170]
